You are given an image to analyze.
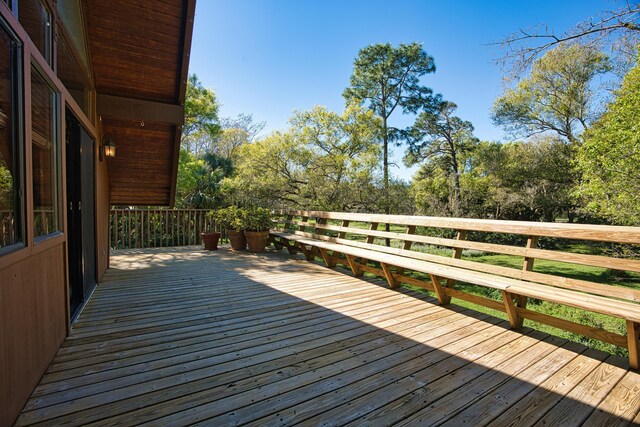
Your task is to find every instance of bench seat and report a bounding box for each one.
[271,231,640,324]
[270,211,640,370]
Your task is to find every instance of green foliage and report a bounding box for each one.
[406,100,479,215]
[576,51,640,225]
[344,42,439,213]
[411,137,574,221]
[182,74,221,155]
[0,165,13,209]
[225,105,383,210]
[493,44,611,144]
[214,206,245,231]
[175,150,232,208]
[478,138,574,221]
[241,207,273,232]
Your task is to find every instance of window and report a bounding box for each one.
[18,0,52,64]
[0,20,24,251]
[31,65,60,239]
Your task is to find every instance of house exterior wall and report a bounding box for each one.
[0,243,66,427]
[0,2,106,425]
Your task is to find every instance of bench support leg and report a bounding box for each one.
[627,320,640,370]
[311,246,320,260]
[345,255,363,277]
[502,291,524,329]
[319,248,336,268]
[430,275,451,305]
[514,295,528,328]
[298,243,313,261]
[269,235,284,250]
[380,263,398,289]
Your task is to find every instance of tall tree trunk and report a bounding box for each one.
[450,146,462,217]
[383,116,391,246]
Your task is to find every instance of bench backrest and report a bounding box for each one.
[273,210,640,304]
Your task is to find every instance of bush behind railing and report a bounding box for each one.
[110,208,226,249]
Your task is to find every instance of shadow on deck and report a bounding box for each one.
[16,246,640,426]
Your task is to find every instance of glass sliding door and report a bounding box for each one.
[66,109,95,319]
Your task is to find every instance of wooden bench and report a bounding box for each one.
[269,210,640,369]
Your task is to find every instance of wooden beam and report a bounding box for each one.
[97,94,185,124]
[345,254,363,277]
[380,263,397,289]
[628,320,640,370]
[430,274,451,305]
[319,248,336,268]
[298,242,313,261]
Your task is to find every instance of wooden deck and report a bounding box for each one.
[16,246,640,426]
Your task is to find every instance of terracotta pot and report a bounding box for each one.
[201,232,220,250]
[244,230,270,253]
[227,229,247,251]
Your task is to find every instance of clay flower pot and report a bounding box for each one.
[201,232,220,250]
[244,230,270,253]
[227,229,247,251]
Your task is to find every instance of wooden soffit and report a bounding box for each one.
[85,0,195,206]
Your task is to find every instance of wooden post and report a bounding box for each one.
[444,230,467,292]
[127,210,131,248]
[512,235,539,328]
[396,225,416,278]
[315,217,327,235]
[338,220,350,239]
[380,263,397,289]
[627,320,639,370]
[366,222,378,244]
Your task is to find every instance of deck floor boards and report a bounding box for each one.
[15,246,640,426]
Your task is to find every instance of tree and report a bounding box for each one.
[214,113,266,161]
[343,42,438,216]
[405,101,478,215]
[492,44,611,144]
[496,2,640,79]
[575,50,640,225]
[226,105,381,210]
[175,150,232,208]
[479,138,574,222]
[182,74,221,155]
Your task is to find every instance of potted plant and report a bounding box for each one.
[201,211,221,250]
[242,207,273,253]
[215,206,247,251]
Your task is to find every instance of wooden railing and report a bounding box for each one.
[271,210,640,368]
[110,209,225,249]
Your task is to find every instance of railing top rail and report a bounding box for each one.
[277,210,640,244]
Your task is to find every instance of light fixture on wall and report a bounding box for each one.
[100,136,116,161]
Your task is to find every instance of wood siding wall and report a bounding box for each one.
[96,137,110,280]
[0,244,66,427]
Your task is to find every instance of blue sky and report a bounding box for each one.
[190,0,612,180]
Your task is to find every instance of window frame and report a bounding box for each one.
[29,56,63,243]
[0,14,25,256]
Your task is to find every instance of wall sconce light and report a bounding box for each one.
[101,136,116,161]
